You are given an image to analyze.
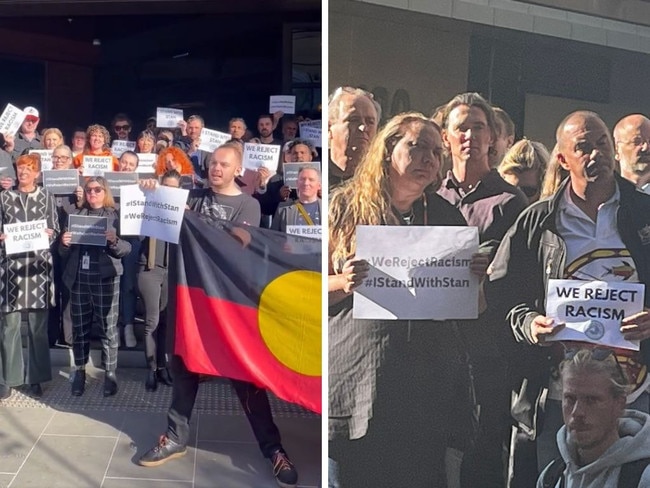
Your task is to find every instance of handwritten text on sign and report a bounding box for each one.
[545,279,645,350]
[243,143,281,172]
[299,121,322,148]
[0,104,25,136]
[82,156,113,177]
[120,184,189,244]
[269,95,296,114]
[29,149,53,171]
[353,226,479,320]
[156,107,184,128]
[3,220,49,255]
[198,128,231,153]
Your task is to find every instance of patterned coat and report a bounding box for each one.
[0,187,59,312]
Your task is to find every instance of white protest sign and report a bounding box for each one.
[545,279,645,350]
[136,153,156,173]
[243,143,281,172]
[269,95,296,114]
[111,140,136,157]
[82,156,113,177]
[198,128,231,153]
[299,120,322,147]
[120,184,189,244]
[0,104,25,136]
[29,149,53,171]
[353,226,479,320]
[287,225,322,240]
[156,107,184,128]
[3,220,49,255]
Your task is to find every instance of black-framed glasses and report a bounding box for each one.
[85,187,104,194]
[114,125,130,131]
[563,345,628,384]
[53,155,70,161]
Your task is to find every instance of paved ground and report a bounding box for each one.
[0,348,321,488]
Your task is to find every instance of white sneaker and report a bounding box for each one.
[124,323,137,348]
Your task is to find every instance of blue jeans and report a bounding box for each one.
[328,458,339,488]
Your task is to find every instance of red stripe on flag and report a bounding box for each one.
[174,284,321,414]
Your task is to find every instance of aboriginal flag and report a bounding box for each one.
[169,211,321,414]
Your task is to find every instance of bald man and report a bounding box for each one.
[488,110,650,484]
[614,114,650,192]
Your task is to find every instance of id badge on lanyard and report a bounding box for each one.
[81,253,90,270]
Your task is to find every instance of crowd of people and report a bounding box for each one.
[328,87,650,487]
[0,104,322,488]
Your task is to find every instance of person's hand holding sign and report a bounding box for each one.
[280,185,290,201]
[338,256,370,294]
[621,309,650,341]
[61,231,72,247]
[139,179,158,191]
[45,228,54,238]
[531,315,564,344]
[177,119,187,137]
[3,133,14,152]
[105,229,118,245]
[0,177,13,190]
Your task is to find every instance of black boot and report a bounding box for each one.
[0,384,11,400]
[104,371,118,397]
[145,370,158,392]
[157,367,173,387]
[29,383,43,397]
[71,370,86,396]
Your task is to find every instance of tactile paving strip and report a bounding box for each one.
[0,368,318,419]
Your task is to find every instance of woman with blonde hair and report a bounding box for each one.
[328,112,485,486]
[497,138,550,204]
[59,176,131,397]
[42,128,64,150]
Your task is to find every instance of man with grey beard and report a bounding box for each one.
[613,114,650,193]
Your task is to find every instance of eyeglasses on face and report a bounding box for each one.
[85,187,104,194]
[114,125,130,131]
[53,156,70,161]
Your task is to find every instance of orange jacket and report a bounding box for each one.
[73,149,119,172]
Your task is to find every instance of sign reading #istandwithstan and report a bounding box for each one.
[269,95,296,114]
[111,140,136,157]
[299,120,322,148]
[120,184,189,244]
[42,169,79,194]
[29,149,53,170]
[242,143,281,172]
[353,226,479,320]
[3,220,49,255]
[0,104,25,135]
[156,107,184,128]
[545,279,645,350]
[283,162,320,188]
[82,156,113,177]
[68,215,107,246]
[103,171,138,198]
[198,128,231,153]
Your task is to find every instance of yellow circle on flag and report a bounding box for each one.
[259,270,321,377]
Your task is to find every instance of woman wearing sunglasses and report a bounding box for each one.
[59,176,131,397]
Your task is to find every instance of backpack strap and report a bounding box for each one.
[619,457,650,487]
[542,457,566,488]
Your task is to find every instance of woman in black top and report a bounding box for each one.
[59,176,131,397]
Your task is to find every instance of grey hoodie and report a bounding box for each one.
[537,410,650,488]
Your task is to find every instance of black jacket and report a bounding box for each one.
[58,207,131,289]
[487,174,650,435]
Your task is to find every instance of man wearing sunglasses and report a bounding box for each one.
[538,348,650,487]
[488,111,650,485]
[111,113,132,142]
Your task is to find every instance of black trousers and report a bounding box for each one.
[137,266,168,370]
[166,355,283,458]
